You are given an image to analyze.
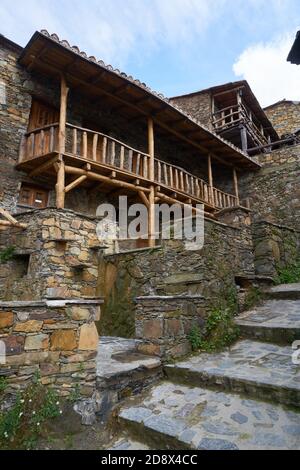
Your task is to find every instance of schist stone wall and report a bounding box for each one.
[169,92,212,130]
[264,101,300,137]
[100,210,254,358]
[0,208,103,398]
[240,144,300,231]
[0,208,101,301]
[0,300,100,398]
[252,221,300,278]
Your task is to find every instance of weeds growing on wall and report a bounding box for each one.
[243,286,263,310]
[0,372,62,450]
[188,286,240,353]
[0,246,15,264]
[275,260,300,285]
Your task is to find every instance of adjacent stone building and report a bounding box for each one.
[264,100,300,137]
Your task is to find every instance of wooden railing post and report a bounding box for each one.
[233,167,240,206]
[148,117,155,247]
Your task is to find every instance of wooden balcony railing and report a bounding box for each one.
[18,123,238,210]
[212,103,269,147]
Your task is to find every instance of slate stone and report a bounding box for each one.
[231,412,248,424]
[198,438,239,450]
[282,425,300,436]
[119,407,153,423]
[202,422,239,436]
[145,414,186,437]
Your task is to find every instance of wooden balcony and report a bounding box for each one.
[212,102,270,151]
[17,123,239,213]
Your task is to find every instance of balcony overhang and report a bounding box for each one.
[19,30,260,171]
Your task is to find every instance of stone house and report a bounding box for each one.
[0,30,299,401]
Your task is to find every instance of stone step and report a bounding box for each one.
[235,299,300,345]
[165,340,300,407]
[266,283,300,300]
[96,337,162,418]
[118,381,300,450]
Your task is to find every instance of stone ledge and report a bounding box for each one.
[135,295,204,301]
[0,298,104,308]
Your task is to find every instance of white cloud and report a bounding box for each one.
[233,33,300,107]
[0,0,225,67]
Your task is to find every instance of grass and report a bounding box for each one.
[275,260,300,285]
[0,378,62,450]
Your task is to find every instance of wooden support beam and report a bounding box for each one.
[28,155,59,177]
[64,175,87,193]
[138,190,150,208]
[233,168,240,205]
[56,159,65,208]
[64,165,151,193]
[208,154,214,206]
[147,117,156,247]
[240,125,248,152]
[59,75,69,154]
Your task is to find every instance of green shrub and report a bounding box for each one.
[0,377,7,396]
[198,306,240,352]
[188,324,203,351]
[0,380,62,450]
[275,261,300,285]
[0,246,15,264]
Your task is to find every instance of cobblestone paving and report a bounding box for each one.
[97,336,161,379]
[119,382,300,449]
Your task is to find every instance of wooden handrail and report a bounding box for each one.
[66,123,150,158]
[25,122,59,136]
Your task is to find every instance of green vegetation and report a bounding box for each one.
[188,324,203,351]
[275,260,300,285]
[0,246,15,264]
[0,377,7,395]
[244,286,263,310]
[0,378,62,450]
[188,286,240,353]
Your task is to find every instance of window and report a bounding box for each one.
[18,185,49,208]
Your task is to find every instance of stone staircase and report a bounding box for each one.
[109,284,300,450]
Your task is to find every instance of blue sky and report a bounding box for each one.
[1,0,300,106]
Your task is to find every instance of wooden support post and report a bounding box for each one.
[59,75,69,155]
[208,154,214,206]
[233,168,240,206]
[240,125,248,152]
[148,117,156,247]
[56,159,65,209]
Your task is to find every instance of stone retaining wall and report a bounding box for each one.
[0,299,102,398]
[252,221,300,277]
[100,212,254,341]
[0,208,101,300]
[135,296,205,359]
